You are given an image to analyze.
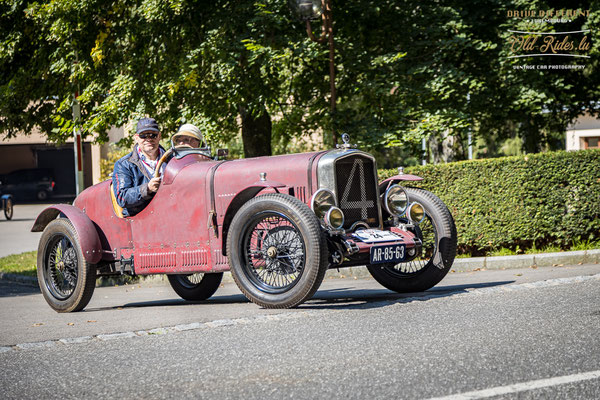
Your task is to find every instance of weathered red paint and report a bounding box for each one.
[31,204,103,264]
[33,150,419,275]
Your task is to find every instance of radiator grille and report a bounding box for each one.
[334,155,379,229]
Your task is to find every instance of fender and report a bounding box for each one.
[378,173,423,193]
[31,204,103,264]
[221,180,286,255]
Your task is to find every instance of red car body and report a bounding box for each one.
[32,143,456,312]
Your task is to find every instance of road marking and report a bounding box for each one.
[427,370,600,399]
[2,273,600,352]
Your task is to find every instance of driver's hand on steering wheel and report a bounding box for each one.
[148,176,161,193]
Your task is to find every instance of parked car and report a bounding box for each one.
[0,168,55,201]
[32,135,457,312]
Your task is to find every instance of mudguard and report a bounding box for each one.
[31,204,103,264]
[221,180,286,255]
[379,173,423,193]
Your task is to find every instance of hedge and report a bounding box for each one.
[379,149,600,255]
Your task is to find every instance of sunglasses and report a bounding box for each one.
[138,133,159,139]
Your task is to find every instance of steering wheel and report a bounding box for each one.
[153,144,199,178]
[153,148,173,178]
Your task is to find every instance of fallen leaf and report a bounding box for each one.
[32,323,44,327]
[87,320,97,323]
[516,273,523,277]
[67,322,74,326]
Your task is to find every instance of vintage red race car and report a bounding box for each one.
[32,134,457,312]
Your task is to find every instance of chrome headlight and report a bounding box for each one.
[310,188,337,218]
[383,185,409,216]
[407,202,426,224]
[325,207,345,230]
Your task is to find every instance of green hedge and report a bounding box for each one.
[380,149,600,255]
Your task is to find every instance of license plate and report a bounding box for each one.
[370,244,406,264]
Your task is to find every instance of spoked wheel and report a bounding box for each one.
[367,188,457,293]
[227,194,327,308]
[37,219,96,312]
[4,198,13,220]
[167,272,223,301]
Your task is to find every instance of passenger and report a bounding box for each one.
[112,117,166,217]
[172,124,203,148]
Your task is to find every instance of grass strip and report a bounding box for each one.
[0,251,37,276]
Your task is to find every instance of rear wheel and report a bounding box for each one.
[367,188,456,293]
[37,219,96,312]
[167,273,223,301]
[4,198,13,220]
[227,194,327,308]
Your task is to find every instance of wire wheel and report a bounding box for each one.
[227,193,327,308]
[4,198,13,220]
[37,218,96,312]
[386,214,437,277]
[241,213,305,294]
[44,235,79,300]
[177,273,205,288]
[367,188,456,293]
[167,272,223,301]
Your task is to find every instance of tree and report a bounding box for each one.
[1,0,599,160]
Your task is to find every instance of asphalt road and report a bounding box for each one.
[0,202,56,257]
[1,264,599,399]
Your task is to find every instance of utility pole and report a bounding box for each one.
[72,93,84,195]
[72,50,84,195]
[467,93,473,160]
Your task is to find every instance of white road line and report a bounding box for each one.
[427,370,600,400]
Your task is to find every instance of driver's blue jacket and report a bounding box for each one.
[112,145,164,217]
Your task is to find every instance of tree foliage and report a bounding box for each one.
[0,0,599,159]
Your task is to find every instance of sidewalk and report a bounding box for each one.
[2,249,599,287]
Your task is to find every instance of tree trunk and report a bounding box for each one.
[239,106,272,158]
[429,130,464,163]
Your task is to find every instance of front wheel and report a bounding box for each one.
[367,188,457,293]
[227,193,328,308]
[167,273,223,301]
[4,198,13,220]
[37,219,96,312]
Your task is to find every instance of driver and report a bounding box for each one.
[112,117,166,217]
[172,124,203,148]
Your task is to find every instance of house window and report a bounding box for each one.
[584,137,600,149]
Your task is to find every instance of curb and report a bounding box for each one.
[1,250,599,287]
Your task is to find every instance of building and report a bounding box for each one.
[0,126,125,198]
[566,113,600,150]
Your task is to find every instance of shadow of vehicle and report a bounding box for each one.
[83,280,514,312]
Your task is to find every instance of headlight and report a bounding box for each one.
[383,185,408,216]
[407,202,426,224]
[311,189,337,218]
[325,207,345,230]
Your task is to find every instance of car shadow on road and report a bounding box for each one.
[87,280,514,312]
[86,294,251,311]
[299,280,515,310]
